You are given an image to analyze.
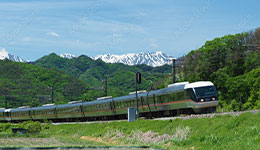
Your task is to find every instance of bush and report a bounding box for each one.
[18,121,42,133]
[0,123,12,132]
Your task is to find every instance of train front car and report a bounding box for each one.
[185,81,218,113]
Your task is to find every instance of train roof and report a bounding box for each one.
[57,101,83,108]
[167,82,189,88]
[11,107,31,112]
[97,96,113,100]
[68,100,83,104]
[4,109,11,112]
[32,104,57,111]
[42,104,55,107]
[184,81,214,89]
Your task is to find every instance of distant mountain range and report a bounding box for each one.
[59,51,174,67]
[1,49,174,67]
[92,51,174,67]
[0,48,27,62]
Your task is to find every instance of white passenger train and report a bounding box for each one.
[0,81,218,122]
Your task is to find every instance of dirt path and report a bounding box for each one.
[80,136,119,145]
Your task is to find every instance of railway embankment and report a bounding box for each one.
[0,110,260,149]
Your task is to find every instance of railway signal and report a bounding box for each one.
[136,72,141,84]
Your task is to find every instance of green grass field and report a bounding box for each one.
[1,112,260,150]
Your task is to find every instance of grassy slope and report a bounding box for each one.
[1,112,260,149]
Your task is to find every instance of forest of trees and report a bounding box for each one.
[182,28,260,111]
[0,60,88,108]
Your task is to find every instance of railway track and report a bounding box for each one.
[51,109,259,125]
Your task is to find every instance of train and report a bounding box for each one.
[0,81,218,122]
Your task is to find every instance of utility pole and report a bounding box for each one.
[51,85,54,103]
[104,77,108,96]
[172,58,176,84]
[4,96,7,109]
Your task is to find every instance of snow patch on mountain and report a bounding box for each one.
[0,48,27,62]
[93,51,174,67]
[60,53,76,59]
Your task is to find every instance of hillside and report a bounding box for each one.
[0,60,88,108]
[182,28,260,111]
[32,53,172,97]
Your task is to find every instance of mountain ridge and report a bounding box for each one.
[92,51,174,67]
[0,49,175,67]
[0,48,27,62]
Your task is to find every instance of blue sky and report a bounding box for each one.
[0,0,259,61]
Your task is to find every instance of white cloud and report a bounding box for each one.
[149,38,159,49]
[46,32,60,37]
[0,48,9,60]
[150,42,159,49]
[112,33,123,38]
[72,17,145,34]
[23,37,32,42]
[137,12,147,17]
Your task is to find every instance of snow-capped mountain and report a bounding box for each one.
[93,51,174,67]
[0,48,27,62]
[60,53,76,59]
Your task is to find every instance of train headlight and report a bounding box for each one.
[212,97,216,101]
[200,99,204,102]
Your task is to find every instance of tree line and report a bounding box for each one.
[182,28,260,111]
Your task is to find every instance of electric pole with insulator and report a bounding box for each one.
[4,96,7,109]
[172,58,176,84]
[104,76,108,96]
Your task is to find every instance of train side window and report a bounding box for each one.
[156,96,161,103]
[176,92,180,100]
[162,95,166,103]
[180,91,185,100]
[160,96,164,103]
[148,96,152,104]
[168,94,172,102]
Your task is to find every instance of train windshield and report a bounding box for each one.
[194,86,217,98]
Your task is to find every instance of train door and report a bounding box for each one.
[4,109,11,122]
